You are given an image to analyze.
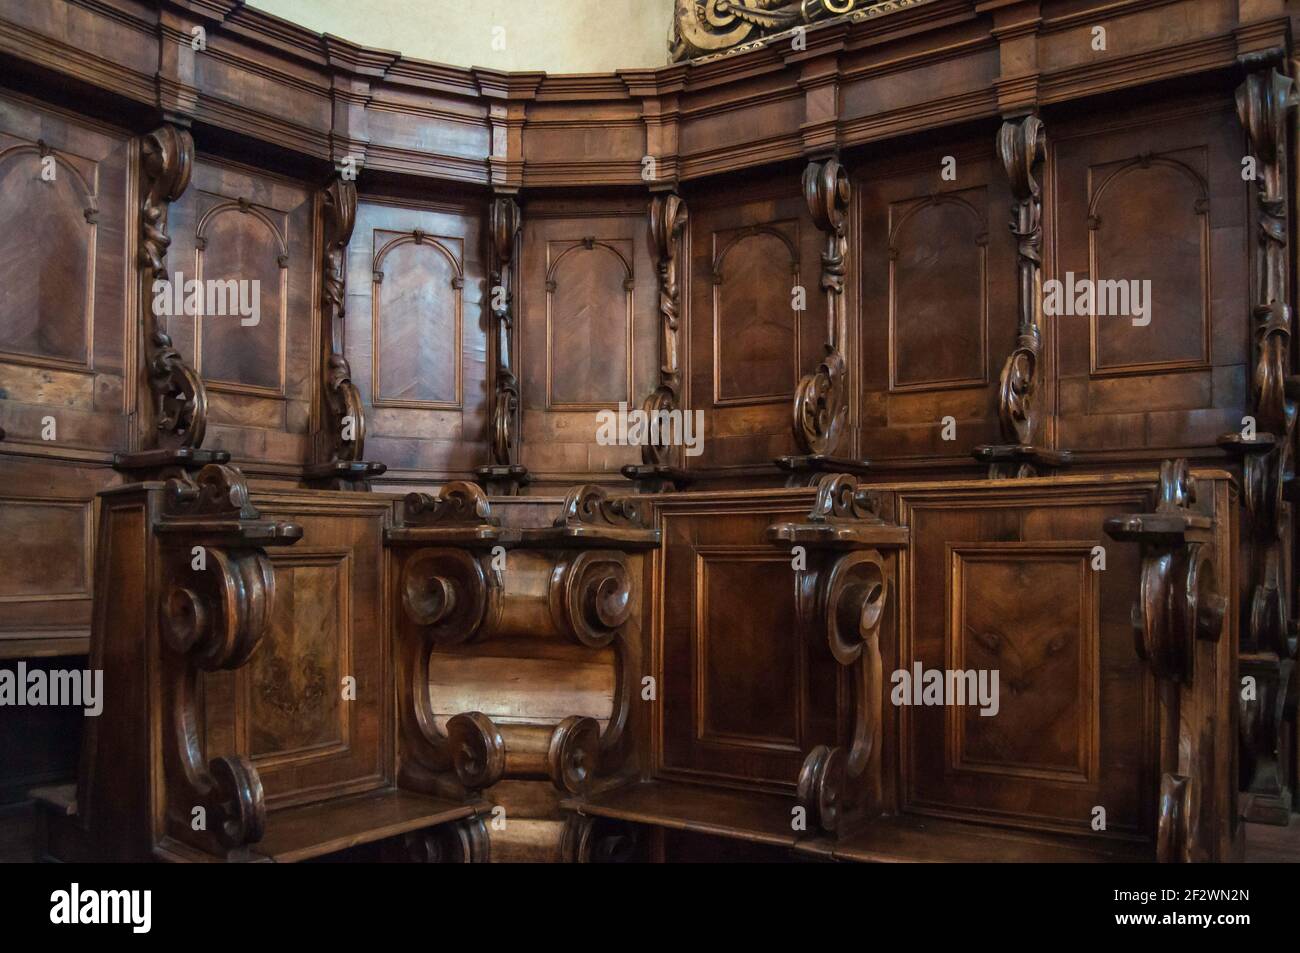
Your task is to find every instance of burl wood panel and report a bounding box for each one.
[519,198,657,486]
[345,197,487,483]
[857,141,1013,466]
[657,502,841,791]
[1051,94,1247,456]
[899,484,1156,838]
[166,157,315,468]
[685,177,829,470]
[203,494,390,809]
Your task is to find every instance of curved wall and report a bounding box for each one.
[248,0,674,72]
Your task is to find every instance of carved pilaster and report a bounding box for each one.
[155,464,302,859]
[766,474,909,837]
[116,124,225,478]
[779,159,870,487]
[624,191,692,493]
[1105,460,1231,861]
[477,195,529,495]
[1217,53,1298,822]
[975,114,1071,478]
[305,175,387,491]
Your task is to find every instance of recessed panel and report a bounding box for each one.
[0,150,94,366]
[373,233,462,407]
[889,193,987,390]
[196,205,286,394]
[547,240,632,408]
[712,227,800,404]
[0,499,90,601]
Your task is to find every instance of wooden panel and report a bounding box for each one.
[695,550,800,750]
[0,143,95,367]
[249,553,349,759]
[194,199,288,395]
[712,224,800,404]
[546,239,633,409]
[857,144,1013,466]
[372,231,463,408]
[1087,152,1210,375]
[657,503,840,791]
[347,199,487,483]
[0,499,91,602]
[519,200,657,485]
[950,544,1095,781]
[900,484,1156,838]
[204,497,390,809]
[1051,96,1247,455]
[888,191,988,390]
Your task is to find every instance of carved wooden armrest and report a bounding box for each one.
[1104,459,1227,862]
[155,464,302,859]
[765,474,909,838]
[387,483,655,806]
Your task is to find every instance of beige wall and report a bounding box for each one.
[248,0,674,73]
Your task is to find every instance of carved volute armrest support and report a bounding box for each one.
[392,816,492,863]
[765,474,909,837]
[519,484,661,551]
[478,195,529,495]
[153,464,302,859]
[559,814,640,863]
[1104,460,1224,686]
[1104,459,1227,861]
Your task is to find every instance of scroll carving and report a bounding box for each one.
[976,114,1070,478]
[139,125,207,455]
[669,0,928,63]
[624,192,691,493]
[794,158,850,458]
[1217,55,1298,822]
[397,816,492,863]
[559,814,639,863]
[1105,459,1227,860]
[156,464,302,858]
[766,474,907,837]
[307,175,386,490]
[477,196,529,495]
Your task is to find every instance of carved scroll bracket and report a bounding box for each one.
[766,474,908,837]
[975,113,1072,478]
[387,483,655,806]
[155,464,302,858]
[116,124,228,479]
[477,195,530,496]
[625,191,693,494]
[1104,460,1227,861]
[306,174,387,491]
[779,159,870,486]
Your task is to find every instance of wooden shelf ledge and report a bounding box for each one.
[253,789,480,863]
[564,781,801,849]
[565,781,1154,862]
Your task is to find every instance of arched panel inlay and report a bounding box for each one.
[711,224,801,405]
[545,238,634,409]
[195,200,288,395]
[1088,155,1210,374]
[0,145,97,367]
[371,230,464,408]
[888,192,988,391]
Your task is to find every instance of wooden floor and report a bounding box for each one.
[3,799,1299,862]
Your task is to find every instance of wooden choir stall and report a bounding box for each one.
[0,0,1296,863]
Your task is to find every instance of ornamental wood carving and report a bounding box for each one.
[625,192,690,492]
[975,114,1070,478]
[1104,459,1227,861]
[156,464,302,858]
[669,0,926,62]
[133,125,209,463]
[766,473,908,836]
[477,195,528,494]
[307,175,386,490]
[1216,54,1298,823]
